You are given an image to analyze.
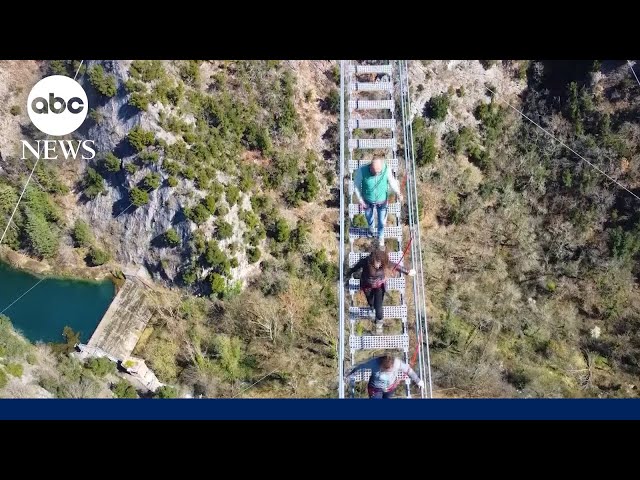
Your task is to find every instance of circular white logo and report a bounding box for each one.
[27,75,88,136]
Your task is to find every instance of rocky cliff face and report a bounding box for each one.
[69,60,336,287]
[71,60,182,282]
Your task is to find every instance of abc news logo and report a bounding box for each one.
[31,93,85,115]
[22,74,96,160]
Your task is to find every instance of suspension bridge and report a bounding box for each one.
[337,60,433,398]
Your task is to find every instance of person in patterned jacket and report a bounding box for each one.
[347,354,423,399]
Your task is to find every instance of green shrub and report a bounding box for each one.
[186,204,210,225]
[32,164,68,195]
[287,221,310,251]
[143,173,162,191]
[256,128,273,155]
[124,78,145,94]
[88,246,110,266]
[103,152,121,173]
[23,186,60,221]
[0,369,6,389]
[125,163,139,174]
[0,184,18,218]
[195,171,210,190]
[155,385,178,398]
[425,93,449,121]
[49,60,71,76]
[182,166,196,180]
[23,209,59,258]
[167,176,178,187]
[448,126,475,154]
[204,194,217,215]
[1,318,31,360]
[181,264,198,286]
[72,219,93,248]
[215,204,229,218]
[226,185,240,206]
[609,225,640,262]
[210,334,248,381]
[128,126,155,152]
[139,150,159,165]
[247,246,261,263]
[167,82,184,106]
[326,88,340,114]
[215,219,233,240]
[352,213,369,228]
[112,379,138,398]
[179,60,200,86]
[86,357,115,378]
[164,228,180,247]
[88,65,117,97]
[83,167,105,199]
[164,161,180,176]
[306,248,337,282]
[474,101,507,144]
[129,60,165,82]
[152,78,174,106]
[274,218,290,243]
[300,172,320,202]
[413,117,437,166]
[239,209,260,231]
[209,273,226,298]
[129,187,149,207]
[205,241,230,275]
[129,92,150,111]
[209,181,224,199]
[285,189,303,207]
[469,145,490,170]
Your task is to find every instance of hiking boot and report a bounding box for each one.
[367,228,376,238]
[368,308,376,319]
[378,237,385,249]
[375,320,384,334]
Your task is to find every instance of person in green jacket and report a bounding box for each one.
[353,158,403,248]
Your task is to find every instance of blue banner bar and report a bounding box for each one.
[1,399,640,420]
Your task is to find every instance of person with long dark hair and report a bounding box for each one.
[346,247,415,333]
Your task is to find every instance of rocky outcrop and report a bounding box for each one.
[73,61,172,279]
[71,61,260,286]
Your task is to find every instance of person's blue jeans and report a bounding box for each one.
[364,201,388,241]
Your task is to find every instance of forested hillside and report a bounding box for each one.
[414,60,640,397]
[2,60,640,398]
